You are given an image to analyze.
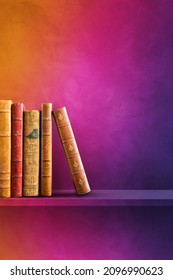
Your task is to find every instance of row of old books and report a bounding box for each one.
[0,100,91,198]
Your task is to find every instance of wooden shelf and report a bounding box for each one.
[0,190,173,206]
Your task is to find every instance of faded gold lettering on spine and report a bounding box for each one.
[23,110,40,196]
[41,103,52,196]
[53,107,91,195]
[0,100,12,198]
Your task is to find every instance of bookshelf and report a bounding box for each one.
[0,190,173,206]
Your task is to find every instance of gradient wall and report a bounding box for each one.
[0,0,173,260]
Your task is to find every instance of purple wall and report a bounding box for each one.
[50,0,173,191]
[0,0,173,260]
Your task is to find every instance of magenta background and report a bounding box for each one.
[1,0,173,260]
[50,0,173,191]
[0,0,172,191]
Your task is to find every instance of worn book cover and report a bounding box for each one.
[23,110,40,196]
[53,107,91,195]
[41,103,52,196]
[11,103,24,197]
[0,100,12,198]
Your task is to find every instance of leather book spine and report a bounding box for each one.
[53,107,91,195]
[0,100,12,198]
[41,103,52,196]
[23,110,40,196]
[11,103,24,197]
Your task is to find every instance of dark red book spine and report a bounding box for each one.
[11,103,24,197]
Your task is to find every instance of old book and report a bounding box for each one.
[40,103,52,196]
[11,103,24,197]
[0,100,12,198]
[23,110,40,196]
[53,107,91,195]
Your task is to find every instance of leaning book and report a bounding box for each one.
[53,107,91,195]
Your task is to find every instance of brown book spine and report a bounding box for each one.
[53,107,91,195]
[0,100,12,198]
[41,103,52,196]
[11,103,24,197]
[23,110,40,196]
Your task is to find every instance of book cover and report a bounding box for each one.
[23,110,40,196]
[11,103,24,197]
[0,100,13,198]
[40,103,52,196]
[53,107,91,195]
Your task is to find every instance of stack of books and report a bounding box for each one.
[0,100,91,198]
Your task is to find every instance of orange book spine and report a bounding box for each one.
[0,100,12,198]
[53,107,91,195]
[41,103,52,196]
[23,110,40,196]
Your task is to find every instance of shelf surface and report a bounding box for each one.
[1,190,173,206]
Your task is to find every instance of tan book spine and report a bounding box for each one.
[41,103,52,196]
[53,107,91,195]
[23,110,40,196]
[0,100,12,198]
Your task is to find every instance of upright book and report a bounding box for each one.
[23,110,40,196]
[0,100,12,198]
[40,103,52,196]
[11,103,24,197]
[53,107,91,195]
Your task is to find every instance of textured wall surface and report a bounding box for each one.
[0,0,173,260]
[0,0,173,190]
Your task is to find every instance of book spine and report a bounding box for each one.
[0,100,12,198]
[41,103,52,196]
[23,110,40,196]
[11,103,24,197]
[53,107,91,195]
